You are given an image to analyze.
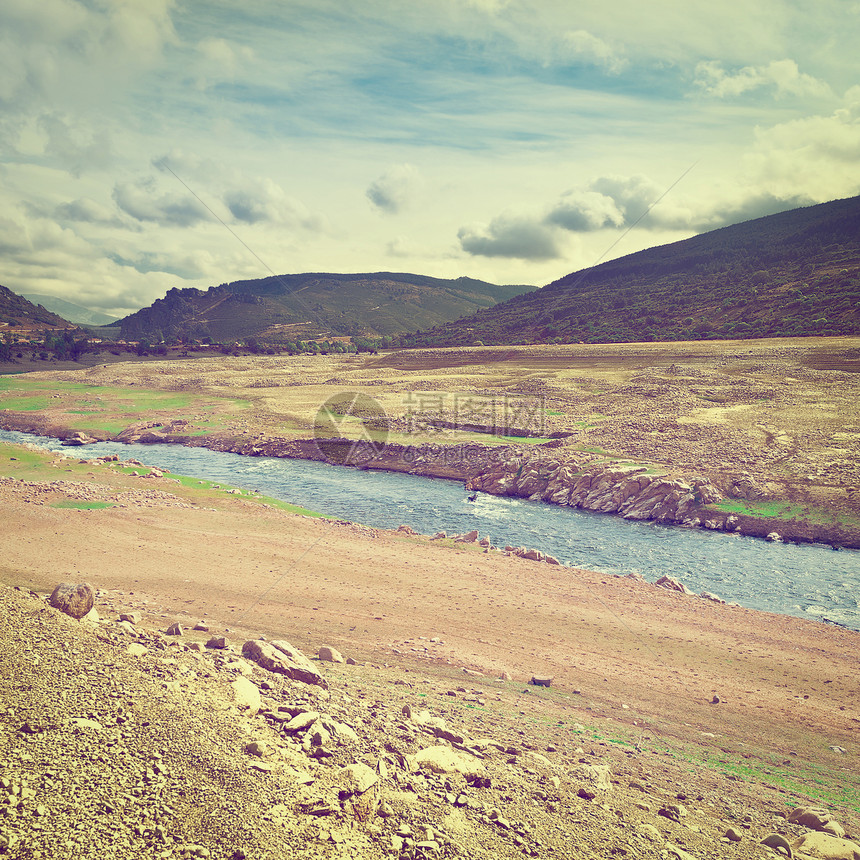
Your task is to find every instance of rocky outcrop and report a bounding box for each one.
[465,456,724,530]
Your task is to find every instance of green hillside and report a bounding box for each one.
[118,272,534,344]
[400,195,860,347]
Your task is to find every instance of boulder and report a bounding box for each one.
[410,746,485,778]
[456,530,479,543]
[232,676,261,714]
[48,583,95,620]
[791,832,860,860]
[318,645,345,663]
[242,639,328,689]
[789,807,845,838]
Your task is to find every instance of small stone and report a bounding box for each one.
[725,827,742,842]
[120,612,141,624]
[206,636,228,649]
[166,623,183,636]
[530,676,553,687]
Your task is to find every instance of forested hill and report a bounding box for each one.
[118,272,534,344]
[399,195,860,347]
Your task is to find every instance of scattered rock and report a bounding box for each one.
[529,675,553,687]
[166,623,183,636]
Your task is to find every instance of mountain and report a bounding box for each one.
[0,285,75,332]
[21,294,118,327]
[400,195,860,347]
[118,272,535,344]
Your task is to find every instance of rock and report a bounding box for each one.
[638,824,663,843]
[572,764,612,797]
[791,832,860,859]
[339,763,379,820]
[244,740,271,758]
[206,636,229,649]
[766,532,782,542]
[81,607,99,623]
[127,642,148,657]
[410,746,485,778]
[544,554,561,565]
[193,622,210,631]
[242,639,328,688]
[656,575,695,596]
[339,762,377,795]
[530,675,553,687]
[430,532,447,540]
[119,611,141,624]
[725,827,743,842]
[760,834,793,857]
[658,803,687,822]
[456,530,479,543]
[666,844,699,860]
[166,623,183,636]
[48,582,95,619]
[789,806,845,837]
[318,645,345,663]
[282,711,321,733]
[232,676,261,714]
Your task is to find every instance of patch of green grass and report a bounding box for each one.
[710,499,810,519]
[51,500,114,510]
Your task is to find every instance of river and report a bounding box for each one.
[2,429,859,630]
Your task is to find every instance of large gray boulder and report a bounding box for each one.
[49,583,95,620]
[242,639,328,689]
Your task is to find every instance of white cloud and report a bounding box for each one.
[112,180,211,228]
[561,30,626,74]
[458,213,561,260]
[694,59,832,100]
[545,190,625,231]
[739,87,860,201]
[366,164,423,214]
[545,175,695,233]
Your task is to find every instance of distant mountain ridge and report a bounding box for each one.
[119,272,535,343]
[400,195,860,346]
[21,294,118,327]
[0,285,74,331]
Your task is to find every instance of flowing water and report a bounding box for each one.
[3,429,859,630]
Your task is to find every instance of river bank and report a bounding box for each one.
[3,403,858,550]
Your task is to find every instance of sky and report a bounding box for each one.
[1,0,859,319]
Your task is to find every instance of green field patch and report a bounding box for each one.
[710,499,808,518]
[51,500,115,510]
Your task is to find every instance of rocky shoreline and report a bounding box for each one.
[2,410,858,549]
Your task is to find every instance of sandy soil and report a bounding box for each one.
[2,455,858,822]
